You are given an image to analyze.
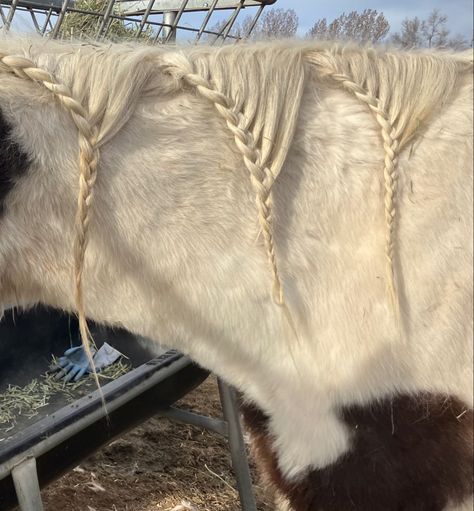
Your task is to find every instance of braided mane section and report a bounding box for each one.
[183,67,285,305]
[312,63,401,317]
[0,53,100,387]
[306,46,470,320]
[335,71,401,316]
[163,48,305,307]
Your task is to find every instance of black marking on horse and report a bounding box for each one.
[0,109,30,215]
[241,393,473,511]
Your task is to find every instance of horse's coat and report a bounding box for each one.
[0,38,472,510]
[0,108,29,215]
[242,394,473,510]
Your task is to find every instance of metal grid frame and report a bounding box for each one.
[0,0,276,44]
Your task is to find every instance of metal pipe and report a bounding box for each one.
[11,458,44,511]
[46,8,241,41]
[219,2,243,43]
[151,9,167,42]
[4,0,19,31]
[0,5,7,25]
[218,380,257,511]
[162,9,177,42]
[134,0,155,38]
[243,2,263,39]
[194,0,218,42]
[96,0,117,38]
[41,8,54,35]
[50,0,72,39]
[28,8,42,34]
[159,406,228,436]
[163,0,189,43]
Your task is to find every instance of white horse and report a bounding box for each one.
[0,37,472,510]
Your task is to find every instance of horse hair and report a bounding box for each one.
[0,37,471,373]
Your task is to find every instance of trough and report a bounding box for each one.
[0,306,209,510]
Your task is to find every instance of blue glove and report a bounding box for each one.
[55,345,96,382]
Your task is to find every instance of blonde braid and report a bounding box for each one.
[317,67,400,317]
[0,54,101,387]
[180,70,285,305]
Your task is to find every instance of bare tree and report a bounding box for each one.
[421,9,449,48]
[307,9,390,44]
[446,33,471,50]
[258,8,299,39]
[307,19,328,39]
[391,17,423,48]
[392,9,470,50]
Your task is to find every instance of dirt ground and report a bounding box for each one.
[41,376,274,511]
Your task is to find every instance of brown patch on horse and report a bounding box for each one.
[0,109,30,215]
[241,394,473,511]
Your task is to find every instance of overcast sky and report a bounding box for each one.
[274,0,473,39]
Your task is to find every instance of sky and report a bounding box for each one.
[273,0,473,40]
[5,0,473,42]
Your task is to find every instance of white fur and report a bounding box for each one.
[0,39,472,506]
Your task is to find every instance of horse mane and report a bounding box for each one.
[304,44,472,318]
[0,36,471,370]
[305,44,472,149]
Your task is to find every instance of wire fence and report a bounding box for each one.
[0,0,275,44]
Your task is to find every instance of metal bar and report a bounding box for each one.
[41,7,54,34]
[151,13,166,41]
[0,3,243,41]
[163,0,187,42]
[28,7,42,33]
[47,15,56,32]
[193,0,217,42]
[102,17,113,38]
[121,0,266,14]
[220,1,243,42]
[11,458,44,511]
[0,4,8,24]
[0,0,63,8]
[96,0,117,38]
[46,7,241,40]
[133,0,155,37]
[4,0,20,31]
[209,14,231,43]
[242,2,263,39]
[114,12,238,38]
[162,9,177,42]
[50,0,72,38]
[159,406,228,436]
[217,379,257,511]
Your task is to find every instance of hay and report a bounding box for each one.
[0,357,131,439]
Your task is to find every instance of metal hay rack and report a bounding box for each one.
[0,0,276,44]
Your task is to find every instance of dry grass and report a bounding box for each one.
[0,358,130,439]
[41,377,274,511]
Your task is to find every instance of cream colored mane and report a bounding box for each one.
[0,37,471,369]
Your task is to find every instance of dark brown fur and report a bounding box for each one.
[0,109,29,215]
[241,394,473,511]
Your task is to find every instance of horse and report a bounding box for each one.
[0,36,472,510]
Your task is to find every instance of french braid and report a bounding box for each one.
[0,54,101,386]
[178,68,286,306]
[312,61,401,318]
